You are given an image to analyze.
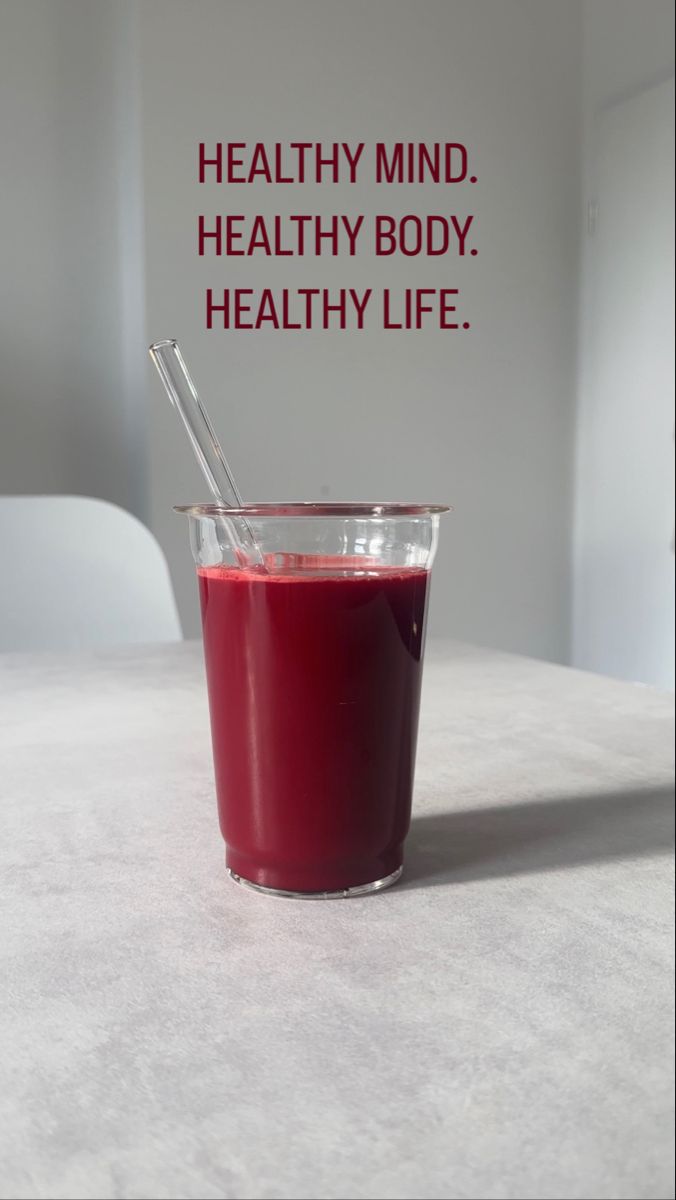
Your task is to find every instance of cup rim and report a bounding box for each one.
[174,501,451,518]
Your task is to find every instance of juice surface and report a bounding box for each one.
[198,563,429,892]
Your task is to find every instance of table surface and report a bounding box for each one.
[0,639,674,1200]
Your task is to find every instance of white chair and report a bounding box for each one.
[0,495,182,652]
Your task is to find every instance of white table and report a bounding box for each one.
[1,640,673,1200]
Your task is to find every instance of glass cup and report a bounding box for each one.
[177,503,448,898]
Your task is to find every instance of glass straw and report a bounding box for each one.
[149,339,265,568]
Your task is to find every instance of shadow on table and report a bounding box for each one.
[403,785,675,888]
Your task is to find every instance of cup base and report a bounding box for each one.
[226,864,403,900]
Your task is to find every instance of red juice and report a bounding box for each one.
[197,562,430,893]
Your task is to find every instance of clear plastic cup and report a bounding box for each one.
[177,503,448,898]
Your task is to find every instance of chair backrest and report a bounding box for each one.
[0,495,182,652]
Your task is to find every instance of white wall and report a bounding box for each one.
[580,0,675,111]
[138,0,581,653]
[0,0,148,519]
[3,1,673,680]
[573,0,675,687]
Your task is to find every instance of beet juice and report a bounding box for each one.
[198,562,430,894]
